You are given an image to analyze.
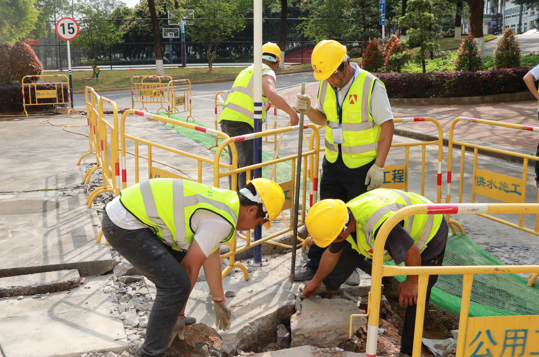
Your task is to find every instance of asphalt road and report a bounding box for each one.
[484,33,539,55]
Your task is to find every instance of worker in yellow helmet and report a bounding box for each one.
[302,189,448,357]
[219,42,299,190]
[293,40,395,284]
[101,178,285,357]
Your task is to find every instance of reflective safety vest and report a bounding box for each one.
[318,66,383,169]
[219,64,272,128]
[345,189,443,261]
[120,178,240,251]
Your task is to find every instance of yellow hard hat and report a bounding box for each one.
[248,178,285,228]
[306,199,348,248]
[262,42,281,63]
[311,40,347,81]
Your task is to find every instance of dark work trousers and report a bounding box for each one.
[400,246,446,356]
[220,120,254,191]
[101,210,190,357]
[306,156,376,271]
[322,240,373,290]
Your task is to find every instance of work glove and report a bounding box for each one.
[294,93,312,113]
[171,315,185,343]
[365,164,384,191]
[214,299,232,331]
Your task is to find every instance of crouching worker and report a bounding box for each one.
[102,178,285,357]
[302,188,448,357]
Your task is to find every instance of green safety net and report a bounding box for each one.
[160,113,301,191]
[385,233,539,317]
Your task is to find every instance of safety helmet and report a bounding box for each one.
[305,199,348,247]
[311,40,347,81]
[245,178,285,228]
[262,42,281,63]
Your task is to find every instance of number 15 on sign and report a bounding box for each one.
[55,17,79,108]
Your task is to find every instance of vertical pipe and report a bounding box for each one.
[181,21,186,67]
[412,275,429,357]
[67,40,74,108]
[472,148,478,203]
[459,145,465,203]
[456,274,474,357]
[252,0,263,265]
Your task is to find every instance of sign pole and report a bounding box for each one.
[379,0,386,38]
[181,21,186,67]
[169,37,173,65]
[67,40,74,108]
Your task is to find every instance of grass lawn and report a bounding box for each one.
[61,63,312,92]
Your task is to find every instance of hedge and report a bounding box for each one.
[376,66,533,98]
[0,83,69,113]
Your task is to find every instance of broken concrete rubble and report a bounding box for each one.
[290,297,367,348]
[0,269,80,297]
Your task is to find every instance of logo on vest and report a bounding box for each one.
[348,94,358,104]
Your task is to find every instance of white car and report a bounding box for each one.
[522,29,539,35]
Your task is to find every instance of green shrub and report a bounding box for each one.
[361,39,384,73]
[348,48,361,58]
[10,41,43,83]
[0,42,13,85]
[454,33,483,71]
[218,49,233,57]
[494,29,521,69]
[401,52,457,73]
[387,52,412,73]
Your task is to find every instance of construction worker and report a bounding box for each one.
[302,189,448,357]
[219,42,300,190]
[101,178,285,357]
[293,40,395,282]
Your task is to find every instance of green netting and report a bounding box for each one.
[160,113,299,190]
[385,233,539,317]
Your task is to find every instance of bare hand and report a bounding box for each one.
[290,111,300,126]
[302,279,321,298]
[398,280,418,307]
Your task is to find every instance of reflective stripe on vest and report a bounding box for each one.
[319,66,382,169]
[346,189,442,261]
[219,64,271,127]
[120,179,239,251]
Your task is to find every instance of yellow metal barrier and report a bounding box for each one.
[131,75,172,113]
[79,86,100,170]
[210,90,229,150]
[213,123,322,280]
[352,203,539,357]
[22,74,72,117]
[167,79,195,121]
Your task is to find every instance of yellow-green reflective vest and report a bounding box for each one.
[219,64,272,128]
[120,178,240,251]
[345,189,443,261]
[318,67,383,169]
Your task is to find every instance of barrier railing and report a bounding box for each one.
[167,79,194,122]
[120,109,231,187]
[22,75,72,117]
[78,86,100,168]
[351,203,539,357]
[131,75,172,113]
[213,123,322,280]
[210,90,229,150]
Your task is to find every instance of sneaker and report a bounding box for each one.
[345,268,360,286]
[185,316,196,325]
[294,265,316,281]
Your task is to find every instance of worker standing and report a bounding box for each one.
[293,40,395,282]
[219,42,300,190]
[101,178,285,357]
[302,189,448,357]
[523,64,539,189]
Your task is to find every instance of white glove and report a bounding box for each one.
[365,164,384,190]
[294,93,312,113]
[171,315,185,343]
[214,299,232,331]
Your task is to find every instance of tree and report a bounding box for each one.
[0,42,14,85]
[147,0,164,75]
[10,41,43,82]
[33,0,69,39]
[279,0,287,68]
[362,39,385,72]
[454,0,463,40]
[494,28,521,69]
[465,0,484,53]
[185,0,246,71]
[454,33,483,71]
[399,0,446,73]
[73,0,125,76]
[0,0,40,42]
[348,0,381,52]
[299,0,353,41]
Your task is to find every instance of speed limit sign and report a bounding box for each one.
[55,17,79,41]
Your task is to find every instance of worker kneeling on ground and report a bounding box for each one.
[302,188,448,357]
[101,178,285,357]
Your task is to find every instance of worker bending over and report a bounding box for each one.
[219,42,299,190]
[302,188,448,357]
[101,178,285,357]
[293,40,394,282]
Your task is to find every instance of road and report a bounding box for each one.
[484,33,539,55]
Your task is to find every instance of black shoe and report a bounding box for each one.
[294,266,316,281]
[185,316,196,325]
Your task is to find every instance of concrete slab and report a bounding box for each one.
[0,275,128,357]
[253,346,366,357]
[0,269,80,297]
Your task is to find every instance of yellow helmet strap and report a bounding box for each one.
[342,210,351,233]
[262,53,279,63]
[334,61,348,90]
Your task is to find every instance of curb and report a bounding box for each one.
[394,124,536,166]
[72,69,313,94]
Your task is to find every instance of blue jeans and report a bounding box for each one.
[101,210,191,357]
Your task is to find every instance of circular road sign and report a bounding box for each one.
[55,17,79,41]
